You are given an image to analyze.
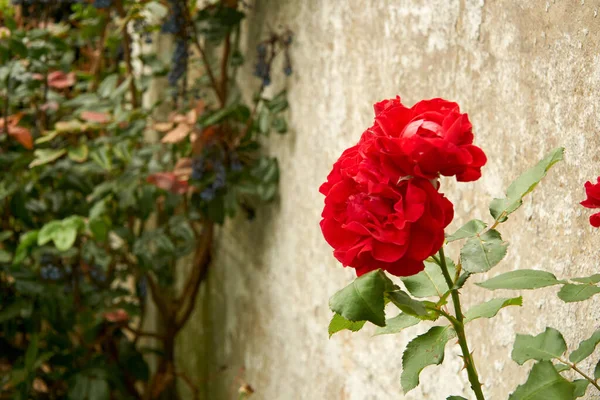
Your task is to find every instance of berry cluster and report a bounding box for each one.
[253,31,293,86]
[40,254,63,281]
[190,148,233,202]
[168,38,189,87]
[89,264,107,284]
[161,0,185,35]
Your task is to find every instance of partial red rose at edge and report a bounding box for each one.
[581,177,600,227]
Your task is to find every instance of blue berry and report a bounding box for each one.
[191,156,206,181]
[93,0,111,9]
[137,277,147,298]
[168,39,188,86]
[230,153,242,172]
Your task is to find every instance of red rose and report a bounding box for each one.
[319,147,454,276]
[364,96,486,182]
[581,177,600,227]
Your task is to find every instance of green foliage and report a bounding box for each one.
[446,219,487,242]
[511,327,567,365]
[328,313,366,337]
[557,284,600,303]
[460,229,508,273]
[373,313,420,336]
[329,269,397,327]
[401,258,455,298]
[401,326,456,393]
[569,329,600,364]
[464,296,522,323]
[477,270,563,290]
[490,147,564,223]
[508,361,575,400]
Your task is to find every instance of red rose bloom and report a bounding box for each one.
[319,146,454,277]
[364,96,486,182]
[581,177,600,227]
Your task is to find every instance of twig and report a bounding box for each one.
[174,371,199,400]
[220,32,231,103]
[114,0,139,108]
[91,11,111,91]
[123,325,166,341]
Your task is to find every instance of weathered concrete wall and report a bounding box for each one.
[177,1,600,398]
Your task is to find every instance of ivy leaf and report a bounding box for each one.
[373,313,420,336]
[329,269,397,327]
[446,219,487,242]
[508,361,574,400]
[490,147,564,223]
[572,379,589,398]
[401,258,456,298]
[557,284,600,303]
[29,148,66,168]
[460,229,508,273]
[387,290,428,318]
[477,270,563,290]
[401,325,456,393]
[464,296,523,323]
[511,327,567,365]
[328,313,366,337]
[569,329,600,363]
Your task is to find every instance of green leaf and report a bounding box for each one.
[29,148,67,168]
[24,335,39,372]
[387,290,428,318]
[446,219,487,242]
[447,397,468,400]
[53,226,77,251]
[98,74,118,98]
[572,380,589,398]
[401,325,456,393]
[401,259,456,298]
[571,273,600,284]
[554,363,569,372]
[68,143,89,162]
[0,231,12,242]
[511,327,567,365]
[0,249,11,263]
[258,109,270,134]
[38,221,62,246]
[88,217,110,242]
[464,296,523,323]
[272,116,287,134]
[557,284,600,303]
[13,231,38,264]
[594,359,600,380]
[490,147,564,223]
[90,146,112,171]
[569,329,600,363]
[460,229,508,273]
[328,313,366,337]
[508,361,574,400]
[0,300,33,323]
[329,269,397,327]
[373,313,420,336]
[477,270,563,290]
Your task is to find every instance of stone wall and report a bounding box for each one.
[176,1,600,398]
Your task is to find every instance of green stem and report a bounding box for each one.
[438,247,486,400]
[558,357,600,391]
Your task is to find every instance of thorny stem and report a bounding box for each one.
[437,247,486,400]
[557,357,600,391]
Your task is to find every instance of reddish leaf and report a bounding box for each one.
[80,111,111,124]
[47,71,76,89]
[173,158,192,180]
[8,126,33,149]
[161,123,191,144]
[153,121,174,132]
[147,172,189,194]
[103,309,130,323]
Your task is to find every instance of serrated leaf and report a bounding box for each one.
[401,325,456,393]
[508,361,574,400]
[572,379,589,398]
[329,269,397,327]
[29,148,66,168]
[512,327,567,365]
[477,270,563,290]
[401,259,456,298]
[464,296,523,323]
[460,229,508,273]
[328,313,366,337]
[446,219,487,242]
[68,143,89,162]
[373,313,420,336]
[490,147,564,223]
[569,329,600,363]
[387,290,428,318]
[571,273,600,284]
[557,284,600,303]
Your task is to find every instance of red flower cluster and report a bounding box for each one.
[581,177,600,228]
[320,97,486,277]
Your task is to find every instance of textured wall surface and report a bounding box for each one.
[177,1,600,398]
